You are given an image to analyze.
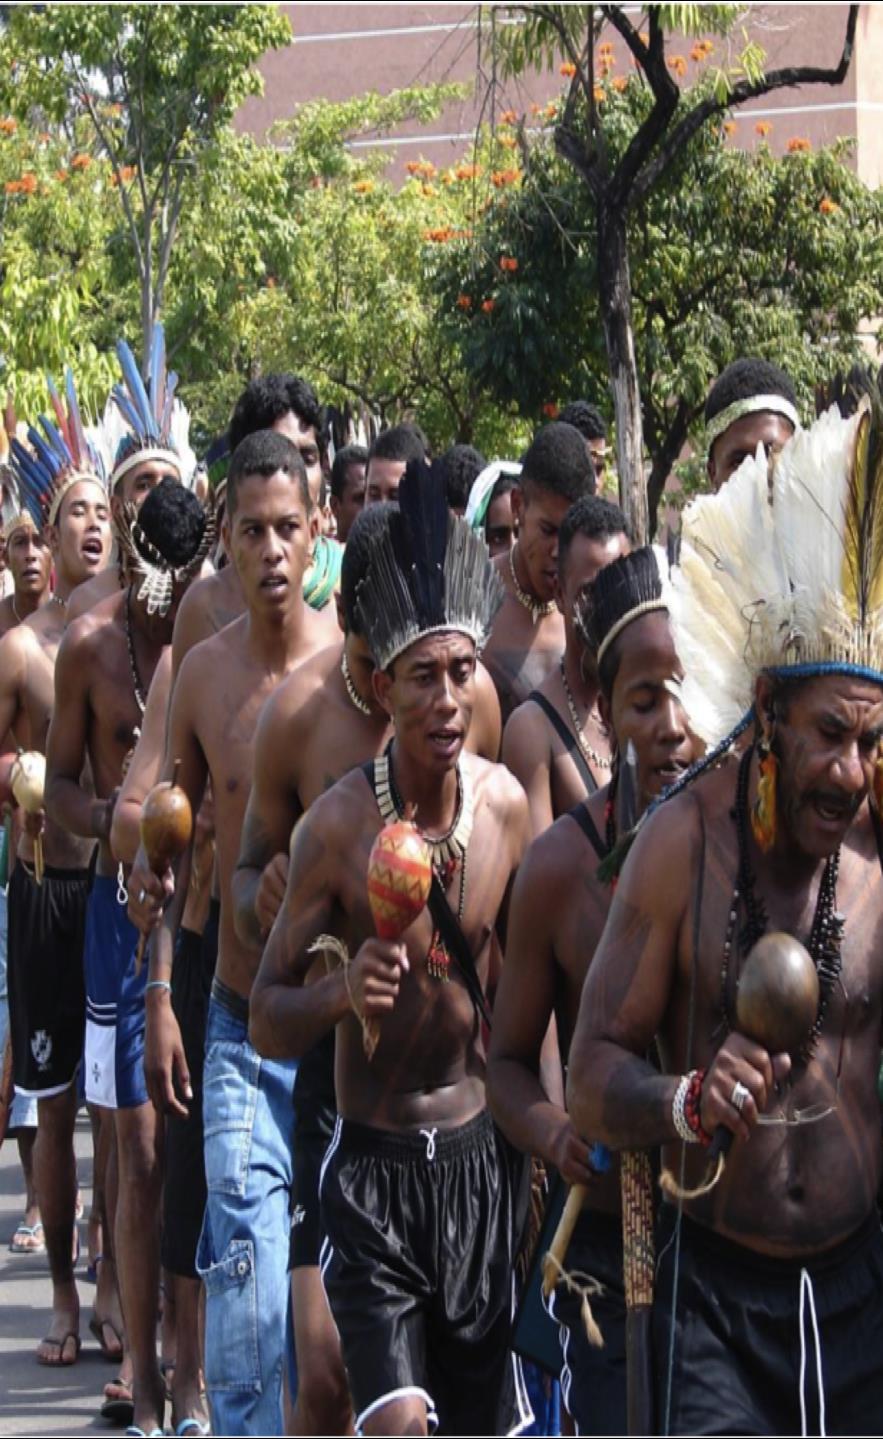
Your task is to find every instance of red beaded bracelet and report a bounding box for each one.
[683,1067,713,1147]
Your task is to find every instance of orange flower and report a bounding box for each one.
[353,179,374,193]
[819,196,839,215]
[499,256,519,273]
[456,294,472,311]
[421,182,437,196]
[4,179,20,194]
[755,120,772,137]
[530,103,543,116]
[491,168,522,188]
[71,152,91,170]
[542,402,559,419]
[612,75,628,93]
[560,61,577,78]
[19,173,37,194]
[499,134,517,150]
[119,165,135,183]
[544,102,557,119]
[423,226,454,243]
[593,85,605,103]
[0,117,17,135]
[441,169,455,185]
[455,163,481,181]
[598,41,614,58]
[406,160,421,175]
[787,136,811,153]
[501,109,518,124]
[481,298,495,313]
[668,55,687,78]
[723,121,736,136]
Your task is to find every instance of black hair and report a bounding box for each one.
[814,364,876,420]
[228,374,326,455]
[521,421,596,502]
[330,444,369,501]
[557,495,628,581]
[704,358,797,429]
[367,424,427,469]
[438,444,486,513]
[558,401,608,442]
[584,546,663,694]
[226,430,309,516]
[136,478,206,566]
[485,472,519,536]
[340,501,396,633]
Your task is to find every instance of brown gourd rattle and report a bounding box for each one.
[134,760,193,973]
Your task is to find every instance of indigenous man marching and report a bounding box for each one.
[0,381,112,1366]
[250,459,533,1437]
[569,402,883,1433]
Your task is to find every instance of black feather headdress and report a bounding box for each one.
[355,458,504,670]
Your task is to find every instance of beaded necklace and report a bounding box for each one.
[508,546,556,624]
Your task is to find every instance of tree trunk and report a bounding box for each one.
[597,204,648,545]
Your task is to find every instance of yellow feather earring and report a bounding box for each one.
[751,726,778,853]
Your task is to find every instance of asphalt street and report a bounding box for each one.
[0,1112,120,1437]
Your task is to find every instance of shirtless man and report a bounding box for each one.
[0,513,52,1252]
[503,496,628,835]
[568,416,883,1433]
[46,480,209,1433]
[558,400,609,487]
[489,549,696,1433]
[249,463,532,1438]
[328,444,367,543]
[229,374,340,636]
[482,422,596,722]
[231,500,502,1434]
[363,423,426,505]
[704,356,798,492]
[0,424,112,1367]
[128,430,325,1436]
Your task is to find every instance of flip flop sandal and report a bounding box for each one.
[125,1428,165,1437]
[36,1331,81,1366]
[89,1313,125,1363]
[9,1221,45,1254]
[175,1422,211,1437]
[100,1376,134,1427]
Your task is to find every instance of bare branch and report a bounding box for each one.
[632,3,858,202]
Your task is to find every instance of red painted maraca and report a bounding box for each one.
[363,808,432,1059]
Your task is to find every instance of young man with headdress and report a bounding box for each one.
[65,325,197,623]
[127,430,326,1436]
[227,374,341,636]
[230,499,503,1434]
[0,506,52,1256]
[489,547,697,1433]
[568,401,883,1434]
[249,458,532,1438]
[705,356,799,493]
[0,382,112,1366]
[503,496,628,836]
[46,477,211,1430]
[482,422,597,723]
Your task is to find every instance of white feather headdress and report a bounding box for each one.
[669,400,883,747]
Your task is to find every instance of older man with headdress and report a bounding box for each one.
[568,399,883,1434]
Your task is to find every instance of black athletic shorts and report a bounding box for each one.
[7,862,89,1097]
[289,1029,336,1270]
[654,1205,883,1436]
[320,1108,533,1436]
[162,904,218,1278]
[545,1208,627,1436]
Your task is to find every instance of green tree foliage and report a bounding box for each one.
[434,72,883,528]
[1,3,290,360]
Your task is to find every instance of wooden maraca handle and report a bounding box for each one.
[541,1183,586,1298]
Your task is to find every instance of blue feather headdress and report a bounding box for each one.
[105,324,195,490]
[9,370,108,528]
[355,457,504,670]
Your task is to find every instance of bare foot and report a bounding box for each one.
[131,1370,167,1439]
[172,1371,209,1435]
[90,1254,124,1362]
[37,1301,81,1367]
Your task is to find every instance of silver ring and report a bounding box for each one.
[730,1081,751,1114]
[137,888,146,905]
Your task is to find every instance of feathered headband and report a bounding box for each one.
[114,494,216,617]
[9,370,109,528]
[670,398,883,748]
[104,324,196,490]
[579,546,668,668]
[355,457,504,671]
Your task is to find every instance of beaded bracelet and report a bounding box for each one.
[672,1068,712,1146]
